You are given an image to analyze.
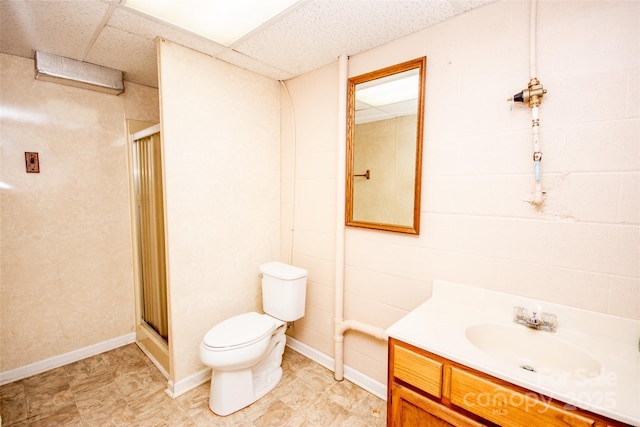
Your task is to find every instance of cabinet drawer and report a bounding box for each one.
[450,367,596,427]
[393,344,443,398]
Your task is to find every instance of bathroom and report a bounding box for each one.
[0,0,638,424]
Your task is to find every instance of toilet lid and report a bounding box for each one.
[203,312,276,349]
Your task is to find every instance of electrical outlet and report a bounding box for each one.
[25,152,39,173]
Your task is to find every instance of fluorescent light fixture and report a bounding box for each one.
[35,51,124,95]
[124,0,299,46]
[356,72,419,107]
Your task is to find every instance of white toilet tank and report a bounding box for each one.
[260,262,307,321]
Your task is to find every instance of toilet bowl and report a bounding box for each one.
[200,312,287,416]
[200,312,283,370]
[200,262,307,416]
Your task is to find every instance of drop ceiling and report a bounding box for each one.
[0,0,495,88]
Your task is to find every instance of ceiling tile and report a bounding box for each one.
[0,0,497,86]
[84,25,158,87]
[232,0,457,76]
[0,0,109,60]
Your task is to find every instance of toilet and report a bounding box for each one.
[200,261,307,416]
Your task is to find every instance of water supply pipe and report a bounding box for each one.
[279,80,297,263]
[334,55,388,382]
[509,0,547,205]
[334,54,348,381]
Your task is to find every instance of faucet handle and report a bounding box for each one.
[513,306,528,324]
[540,312,558,332]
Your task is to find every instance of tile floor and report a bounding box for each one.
[0,344,387,426]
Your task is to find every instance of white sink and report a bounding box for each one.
[465,323,602,377]
[387,280,640,425]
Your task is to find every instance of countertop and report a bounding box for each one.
[385,280,640,426]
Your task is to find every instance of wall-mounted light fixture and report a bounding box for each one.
[35,51,124,95]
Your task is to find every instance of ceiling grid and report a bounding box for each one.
[0,0,495,87]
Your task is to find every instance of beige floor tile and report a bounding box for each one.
[74,382,124,413]
[251,399,296,426]
[326,378,371,412]
[276,377,323,409]
[65,354,109,379]
[176,382,210,412]
[300,392,351,426]
[348,398,387,427]
[0,381,25,399]
[78,400,138,427]
[113,364,166,400]
[25,385,75,419]
[67,354,114,392]
[102,344,151,375]
[281,414,312,427]
[28,404,83,427]
[0,381,27,425]
[1,421,30,427]
[189,402,253,426]
[23,368,75,420]
[298,364,337,392]
[0,343,387,427]
[177,382,255,426]
[23,367,70,391]
[128,388,195,426]
[282,349,317,379]
[241,393,280,423]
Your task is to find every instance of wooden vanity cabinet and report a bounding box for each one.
[387,338,631,427]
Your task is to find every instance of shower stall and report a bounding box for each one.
[128,122,170,376]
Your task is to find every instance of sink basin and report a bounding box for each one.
[465,323,602,377]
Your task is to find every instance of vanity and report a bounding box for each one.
[386,280,640,426]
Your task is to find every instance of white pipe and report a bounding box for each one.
[334,54,348,381]
[336,320,388,341]
[529,0,544,205]
[529,0,538,80]
[333,55,389,382]
[280,80,297,263]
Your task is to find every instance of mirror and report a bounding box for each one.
[346,57,426,234]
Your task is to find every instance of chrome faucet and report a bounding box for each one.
[513,306,557,332]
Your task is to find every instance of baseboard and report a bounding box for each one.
[162,338,388,401]
[0,333,136,386]
[285,337,388,401]
[166,368,211,399]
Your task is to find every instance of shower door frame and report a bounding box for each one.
[127,121,170,378]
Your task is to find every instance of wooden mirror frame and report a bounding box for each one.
[345,57,426,234]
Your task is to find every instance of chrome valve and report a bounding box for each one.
[513,306,557,332]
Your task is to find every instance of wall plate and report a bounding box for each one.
[25,152,39,173]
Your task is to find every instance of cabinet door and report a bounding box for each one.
[391,384,486,427]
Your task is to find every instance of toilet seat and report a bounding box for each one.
[202,312,276,351]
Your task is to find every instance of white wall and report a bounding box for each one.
[0,53,158,375]
[280,62,340,353]
[285,0,640,385]
[157,40,281,383]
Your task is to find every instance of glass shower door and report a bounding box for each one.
[132,125,168,342]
